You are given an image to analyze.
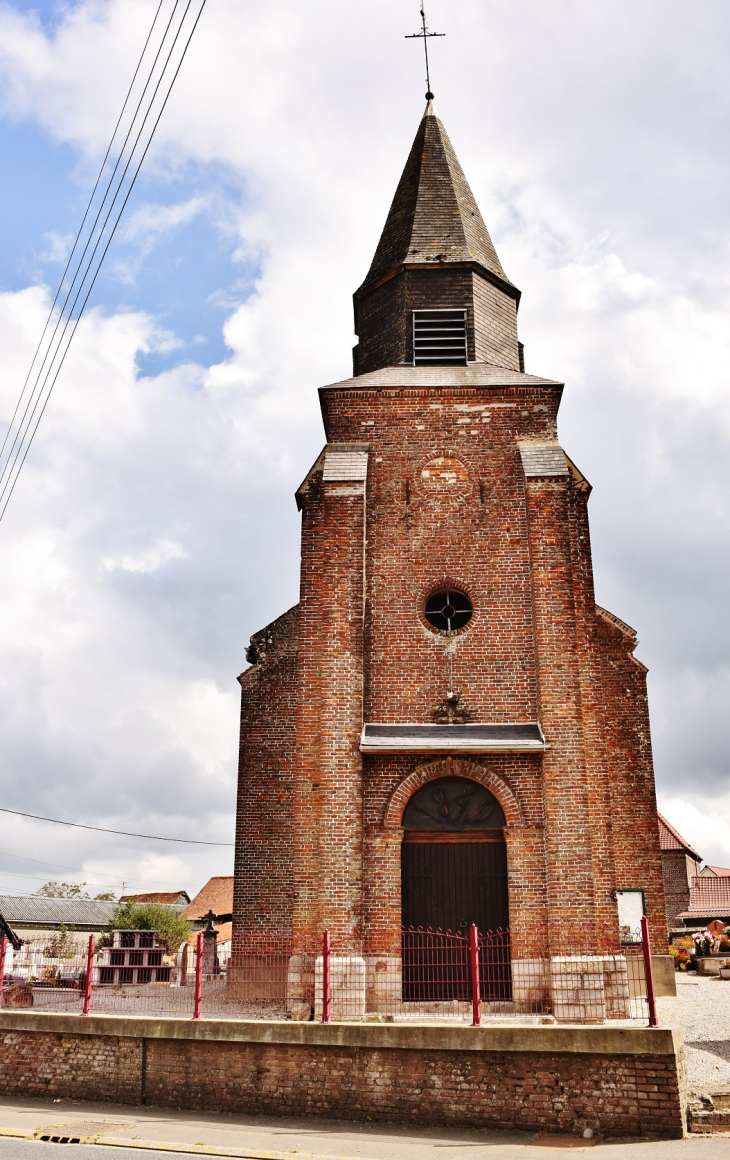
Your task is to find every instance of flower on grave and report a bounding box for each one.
[692,930,714,955]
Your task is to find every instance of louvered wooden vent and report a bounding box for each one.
[413,310,467,365]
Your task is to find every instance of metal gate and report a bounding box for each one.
[401,839,510,1000]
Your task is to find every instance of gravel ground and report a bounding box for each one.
[657,973,730,1090]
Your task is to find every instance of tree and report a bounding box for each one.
[93,891,117,901]
[35,881,90,899]
[104,900,192,955]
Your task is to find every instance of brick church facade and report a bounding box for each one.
[233,102,666,1014]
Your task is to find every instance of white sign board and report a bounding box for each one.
[616,890,645,945]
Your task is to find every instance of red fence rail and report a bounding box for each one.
[0,925,657,1025]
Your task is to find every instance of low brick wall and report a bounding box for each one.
[0,1013,687,1139]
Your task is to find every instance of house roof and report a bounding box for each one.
[357,101,514,298]
[658,814,701,859]
[119,891,190,906]
[0,909,19,947]
[186,921,232,951]
[676,876,730,919]
[0,895,116,927]
[700,865,730,877]
[183,877,234,921]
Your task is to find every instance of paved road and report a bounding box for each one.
[1,1100,730,1160]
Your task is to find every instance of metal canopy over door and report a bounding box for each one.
[400,777,510,1000]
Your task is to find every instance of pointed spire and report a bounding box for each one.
[358,106,514,297]
[352,106,522,376]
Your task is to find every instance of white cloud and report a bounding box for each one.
[103,538,187,574]
[38,230,74,264]
[657,797,730,870]
[0,0,729,895]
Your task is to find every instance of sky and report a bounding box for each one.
[0,0,729,901]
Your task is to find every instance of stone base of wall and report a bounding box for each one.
[0,1013,687,1140]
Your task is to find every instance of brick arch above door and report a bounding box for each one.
[384,757,523,830]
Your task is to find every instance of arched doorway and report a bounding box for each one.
[401,776,509,1000]
[401,776,509,932]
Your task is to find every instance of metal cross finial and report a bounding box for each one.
[405,4,444,101]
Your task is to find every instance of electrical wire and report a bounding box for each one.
[0,847,223,886]
[0,0,167,475]
[0,806,233,845]
[0,0,205,517]
[0,868,132,889]
[0,0,185,508]
[0,0,209,525]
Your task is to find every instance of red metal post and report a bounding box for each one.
[82,934,95,1016]
[470,924,481,1026]
[193,931,203,1020]
[0,935,7,1010]
[322,930,331,1024]
[641,915,658,1027]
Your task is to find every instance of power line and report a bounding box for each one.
[0,0,205,518]
[0,806,233,846]
[0,846,223,885]
[0,868,128,889]
[0,0,185,510]
[0,0,209,525]
[0,0,167,476]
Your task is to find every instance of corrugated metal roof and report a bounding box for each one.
[0,895,116,925]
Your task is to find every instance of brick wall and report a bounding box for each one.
[0,1018,687,1140]
[0,1029,142,1103]
[662,850,695,931]
[234,371,668,960]
[234,605,298,945]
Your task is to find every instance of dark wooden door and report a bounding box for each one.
[401,838,510,1001]
[401,840,509,933]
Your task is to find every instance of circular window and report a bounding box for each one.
[424,589,473,633]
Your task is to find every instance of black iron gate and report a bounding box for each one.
[401,839,511,1000]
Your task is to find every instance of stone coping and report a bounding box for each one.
[0,1011,682,1056]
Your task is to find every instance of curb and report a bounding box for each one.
[0,1127,347,1160]
[97,1139,337,1160]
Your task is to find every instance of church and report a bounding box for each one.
[232,100,666,1018]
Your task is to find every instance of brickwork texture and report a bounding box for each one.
[233,102,667,973]
[0,1023,686,1139]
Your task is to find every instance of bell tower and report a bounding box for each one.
[233,99,667,1021]
[353,102,522,375]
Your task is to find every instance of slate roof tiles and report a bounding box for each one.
[358,101,513,295]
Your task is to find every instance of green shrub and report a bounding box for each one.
[103,901,192,956]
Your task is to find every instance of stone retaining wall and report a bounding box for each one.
[0,1013,687,1139]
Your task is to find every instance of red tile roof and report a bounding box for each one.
[187,921,232,950]
[119,891,189,905]
[677,876,730,918]
[700,865,730,877]
[658,814,701,859]
[183,877,234,921]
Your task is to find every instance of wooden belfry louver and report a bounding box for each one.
[232,99,666,1020]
